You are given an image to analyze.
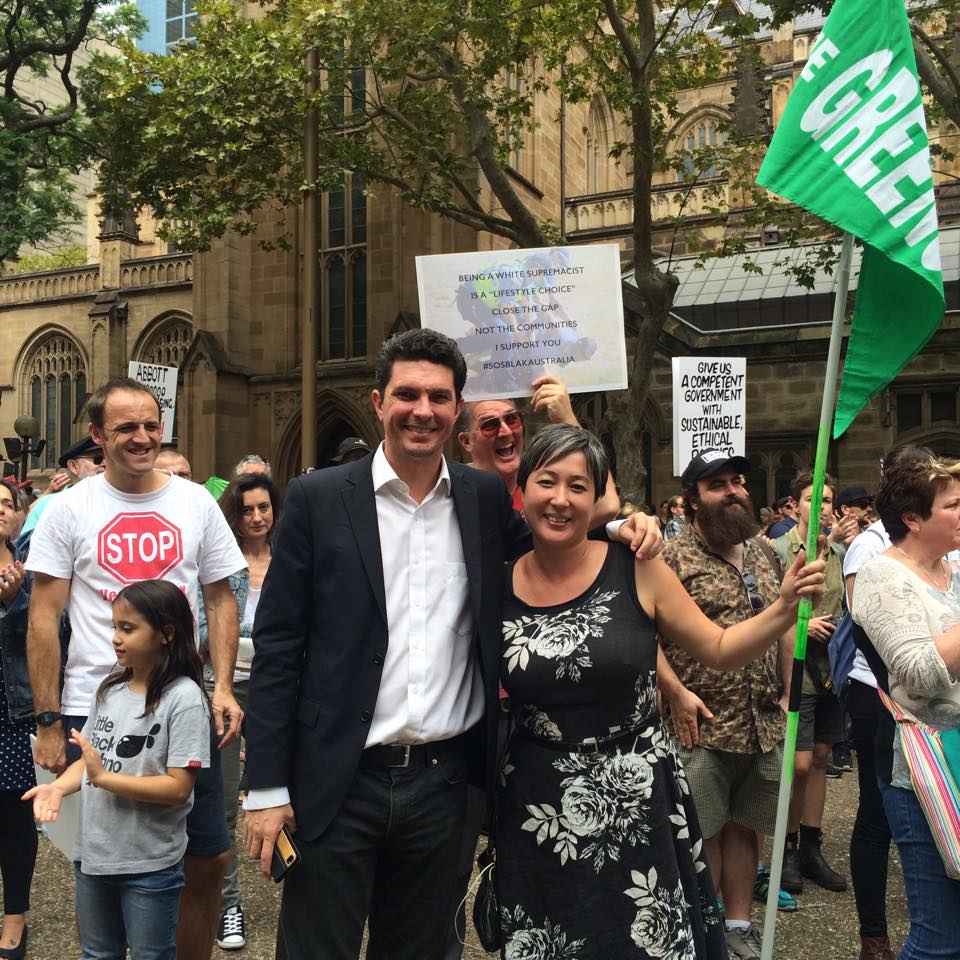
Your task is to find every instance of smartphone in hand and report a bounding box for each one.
[270,824,301,882]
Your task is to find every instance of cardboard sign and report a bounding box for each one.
[672,358,747,476]
[415,245,628,400]
[127,362,178,444]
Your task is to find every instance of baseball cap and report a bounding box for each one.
[681,449,751,488]
[836,485,873,509]
[58,436,102,468]
[330,437,371,464]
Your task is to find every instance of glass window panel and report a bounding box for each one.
[31,378,42,467]
[45,376,56,468]
[185,14,197,38]
[698,123,706,147]
[328,259,346,359]
[351,255,367,357]
[351,176,366,244]
[60,376,71,457]
[75,372,86,416]
[897,393,923,432]
[186,0,196,11]
[167,0,182,17]
[328,183,345,247]
[166,18,183,43]
[931,391,957,423]
[351,67,366,114]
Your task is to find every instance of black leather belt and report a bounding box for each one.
[360,731,471,769]
[515,724,643,755]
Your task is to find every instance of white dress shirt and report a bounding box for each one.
[245,444,481,811]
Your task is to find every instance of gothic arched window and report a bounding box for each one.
[140,317,193,367]
[22,334,87,469]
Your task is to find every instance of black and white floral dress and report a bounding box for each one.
[497,543,725,960]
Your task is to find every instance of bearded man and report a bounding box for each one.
[656,450,790,960]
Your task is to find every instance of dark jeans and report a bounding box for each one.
[847,680,893,938]
[277,747,471,960]
[0,791,37,914]
[882,782,960,959]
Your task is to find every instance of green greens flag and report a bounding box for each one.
[756,0,944,437]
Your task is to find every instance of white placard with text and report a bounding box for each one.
[672,357,746,476]
[127,362,178,444]
[416,245,628,400]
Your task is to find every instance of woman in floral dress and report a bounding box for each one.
[497,426,825,959]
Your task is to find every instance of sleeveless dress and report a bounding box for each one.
[497,543,726,959]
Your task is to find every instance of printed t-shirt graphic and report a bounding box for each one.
[25,473,246,716]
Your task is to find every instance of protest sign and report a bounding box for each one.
[672,357,746,476]
[127,361,178,444]
[416,245,628,400]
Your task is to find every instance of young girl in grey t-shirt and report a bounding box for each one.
[25,580,210,960]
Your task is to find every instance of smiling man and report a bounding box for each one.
[456,374,620,523]
[243,329,660,960]
[24,376,246,960]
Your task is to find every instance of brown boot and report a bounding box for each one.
[798,834,847,891]
[858,936,895,960]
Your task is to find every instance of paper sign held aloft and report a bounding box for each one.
[672,357,747,476]
[127,362,178,444]
[416,245,628,401]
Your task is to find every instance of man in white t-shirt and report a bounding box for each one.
[25,377,246,960]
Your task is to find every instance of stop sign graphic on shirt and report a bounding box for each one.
[98,512,184,584]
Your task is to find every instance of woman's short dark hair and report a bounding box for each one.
[374,329,467,398]
[876,455,960,542]
[219,474,282,545]
[517,424,608,502]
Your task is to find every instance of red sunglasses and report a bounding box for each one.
[477,411,523,438]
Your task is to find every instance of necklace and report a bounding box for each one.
[894,544,952,592]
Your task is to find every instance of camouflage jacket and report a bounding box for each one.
[659,525,785,754]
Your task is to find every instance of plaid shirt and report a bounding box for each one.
[660,525,785,754]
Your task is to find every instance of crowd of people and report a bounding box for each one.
[0,327,957,960]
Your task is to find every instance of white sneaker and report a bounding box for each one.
[217,905,246,950]
[725,923,762,959]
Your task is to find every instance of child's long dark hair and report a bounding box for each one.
[98,580,208,717]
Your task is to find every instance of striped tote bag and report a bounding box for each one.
[878,688,960,880]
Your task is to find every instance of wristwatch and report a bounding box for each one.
[35,710,62,727]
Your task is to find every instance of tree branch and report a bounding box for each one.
[912,24,960,127]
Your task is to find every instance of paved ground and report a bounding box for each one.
[23,765,908,959]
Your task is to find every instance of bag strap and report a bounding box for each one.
[877,687,918,725]
[754,536,784,584]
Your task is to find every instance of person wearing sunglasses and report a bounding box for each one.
[16,437,105,542]
[655,450,798,956]
[456,374,620,524]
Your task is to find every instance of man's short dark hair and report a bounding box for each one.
[789,471,835,503]
[86,378,161,431]
[876,455,960,541]
[374,329,467,398]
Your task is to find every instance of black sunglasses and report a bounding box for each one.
[78,453,104,465]
[741,571,766,614]
[477,411,523,438]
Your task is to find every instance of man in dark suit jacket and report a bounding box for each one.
[244,329,659,959]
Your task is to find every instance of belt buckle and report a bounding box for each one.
[387,745,412,768]
[580,737,600,755]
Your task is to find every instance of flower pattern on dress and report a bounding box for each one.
[624,869,697,960]
[521,735,669,872]
[503,590,617,683]
[501,905,586,959]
